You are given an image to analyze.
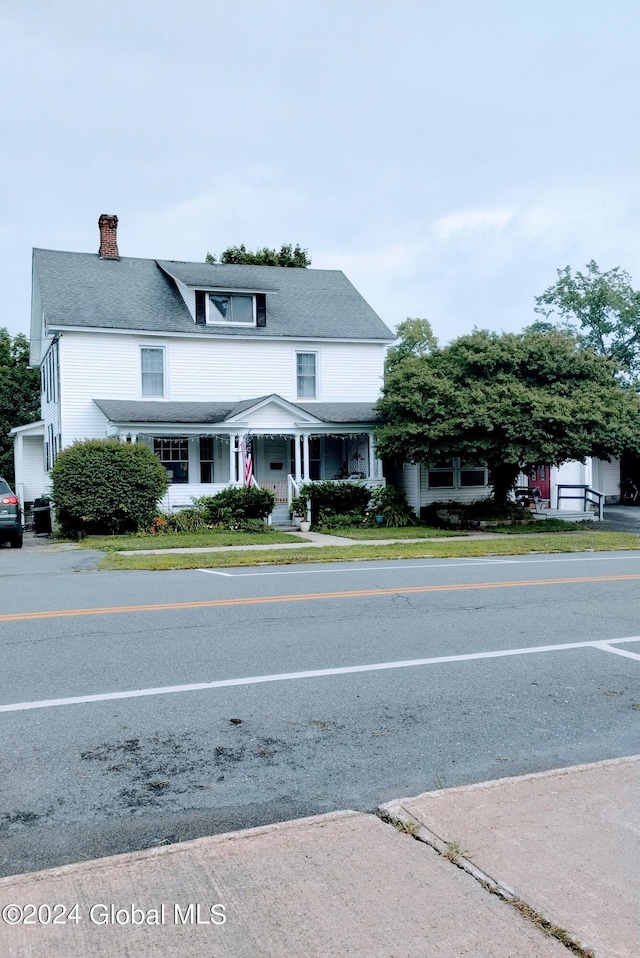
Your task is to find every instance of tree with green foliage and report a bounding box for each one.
[0,329,41,484]
[376,327,640,507]
[533,261,640,382]
[385,318,438,373]
[50,439,169,537]
[205,243,311,267]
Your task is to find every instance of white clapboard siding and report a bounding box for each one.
[419,464,491,507]
[597,458,621,496]
[57,333,386,445]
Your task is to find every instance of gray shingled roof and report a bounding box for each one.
[94,398,383,425]
[33,250,394,341]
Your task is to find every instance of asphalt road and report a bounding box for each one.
[1,547,639,876]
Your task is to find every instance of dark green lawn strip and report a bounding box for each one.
[99,532,640,571]
[80,530,300,551]
[326,526,463,539]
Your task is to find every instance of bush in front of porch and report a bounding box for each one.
[196,486,276,530]
[298,481,371,528]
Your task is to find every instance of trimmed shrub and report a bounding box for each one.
[51,439,169,537]
[196,486,275,526]
[299,481,371,525]
[316,512,365,529]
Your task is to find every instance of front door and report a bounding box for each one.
[529,466,550,501]
[254,437,289,503]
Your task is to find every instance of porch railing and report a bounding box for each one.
[556,485,604,520]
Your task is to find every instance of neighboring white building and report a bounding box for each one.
[17,215,395,517]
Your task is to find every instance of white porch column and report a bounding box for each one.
[368,432,376,479]
[302,432,310,481]
[294,432,302,481]
[229,434,237,483]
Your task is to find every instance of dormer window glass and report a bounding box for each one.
[195,291,266,327]
[209,293,254,325]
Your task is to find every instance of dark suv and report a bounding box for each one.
[0,478,23,549]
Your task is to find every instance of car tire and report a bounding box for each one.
[10,532,23,549]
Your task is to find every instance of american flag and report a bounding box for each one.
[241,435,253,486]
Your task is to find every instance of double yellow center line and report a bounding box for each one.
[2,573,640,622]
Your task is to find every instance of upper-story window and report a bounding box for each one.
[296,352,317,399]
[141,347,165,397]
[209,293,254,324]
[195,291,267,327]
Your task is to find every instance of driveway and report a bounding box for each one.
[0,532,104,575]
[602,505,640,533]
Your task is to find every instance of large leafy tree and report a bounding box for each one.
[376,327,640,506]
[0,329,41,484]
[205,243,311,267]
[533,260,640,382]
[385,318,438,372]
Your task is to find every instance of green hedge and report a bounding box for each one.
[51,439,169,537]
[298,480,371,525]
[196,486,275,525]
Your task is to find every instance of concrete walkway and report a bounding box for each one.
[1,756,637,957]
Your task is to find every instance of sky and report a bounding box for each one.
[1,0,638,345]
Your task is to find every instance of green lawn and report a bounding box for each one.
[79,529,300,552]
[326,525,463,539]
[488,519,594,534]
[99,531,640,571]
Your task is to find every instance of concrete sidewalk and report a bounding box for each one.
[1,756,637,957]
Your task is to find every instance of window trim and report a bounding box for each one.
[295,350,319,400]
[139,345,167,399]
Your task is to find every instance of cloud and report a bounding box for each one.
[432,208,514,241]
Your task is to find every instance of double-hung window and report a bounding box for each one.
[141,347,165,398]
[296,352,317,399]
[154,437,188,483]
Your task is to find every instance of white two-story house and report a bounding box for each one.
[12,215,396,519]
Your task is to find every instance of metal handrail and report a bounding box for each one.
[556,485,604,520]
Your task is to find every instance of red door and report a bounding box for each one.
[529,466,550,501]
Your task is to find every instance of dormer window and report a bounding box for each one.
[209,293,254,324]
[195,291,267,327]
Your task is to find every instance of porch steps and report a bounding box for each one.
[270,502,292,527]
[533,509,599,522]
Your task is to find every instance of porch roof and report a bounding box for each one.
[93,397,384,426]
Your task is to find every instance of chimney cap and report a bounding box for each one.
[98,213,119,259]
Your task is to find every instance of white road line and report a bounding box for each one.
[196,560,518,577]
[594,643,640,662]
[195,553,640,578]
[197,569,235,576]
[1,636,639,714]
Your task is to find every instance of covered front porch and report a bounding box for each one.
[94,394,386,516]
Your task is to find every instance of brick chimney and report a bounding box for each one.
[98,214,119,259]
